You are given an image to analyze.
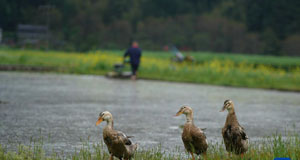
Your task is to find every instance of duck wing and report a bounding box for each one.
[239,126,248,140]
[233,125,248,153]
[103,129,136,159]
[116,130,132,145]
[222,124,233,151]
[116,130,138,158]
[190,125,208,155]
[231,126,248,143]
[222,125,248,154]
[200,128,207,131]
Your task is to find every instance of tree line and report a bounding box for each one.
[0,0,299,56]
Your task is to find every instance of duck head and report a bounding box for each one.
[175,105,194,123]
[220,99,234,113]
[96,111,113,126]
[175,105,193,116]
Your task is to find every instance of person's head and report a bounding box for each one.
[132,41,139,48]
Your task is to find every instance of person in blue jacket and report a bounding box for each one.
[124,41,142,80]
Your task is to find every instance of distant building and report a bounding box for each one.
[17,24,48,46]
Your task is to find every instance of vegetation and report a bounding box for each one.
[0,48,299,91]
[0,133,299,160]
[1,0,300,56]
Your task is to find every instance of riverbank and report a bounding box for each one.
[1,133,299,160]
[0,48,299,91]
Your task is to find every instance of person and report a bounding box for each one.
[124,41,142,80]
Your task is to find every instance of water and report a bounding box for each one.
[0,72,299,153]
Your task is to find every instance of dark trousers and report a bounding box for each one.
[131,63,139,75]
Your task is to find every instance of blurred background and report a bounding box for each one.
[0,0,299,56]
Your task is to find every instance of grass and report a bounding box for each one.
[0,133,299,160]
[0,47,300,91]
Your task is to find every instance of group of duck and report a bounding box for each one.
[95,99,249,160]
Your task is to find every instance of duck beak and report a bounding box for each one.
[220,105,226,112]
[175,111,183,116]
[96,117,103,126]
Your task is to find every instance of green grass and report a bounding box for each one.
[103,49,300,70]
[0,47,300,91]
[1,133,299,160]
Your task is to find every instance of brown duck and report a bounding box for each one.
[96,111,138,160]
[220,100,248,157]
[175,106,208,160]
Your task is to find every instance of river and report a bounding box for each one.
[0,72,299,154]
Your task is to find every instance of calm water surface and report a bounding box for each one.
[0,72,299,153]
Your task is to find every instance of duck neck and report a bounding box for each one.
[226,109,238,125]
[105,118,114,129]
[186,112,193,123]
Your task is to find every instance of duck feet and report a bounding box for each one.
[190,152,195,160]
[202,152,207,160]
[226,153,232,160]
[241,153,244,158]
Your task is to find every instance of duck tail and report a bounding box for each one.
[132,143,138,152]
[126,143,138,156]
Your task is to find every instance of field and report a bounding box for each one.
[0,47,300,91]
[1,133,299,160]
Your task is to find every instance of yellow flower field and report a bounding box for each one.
[0,48,299,91]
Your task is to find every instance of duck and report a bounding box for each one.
[220,100,248,157]
[175,106,208,160]
[96,111,138,160]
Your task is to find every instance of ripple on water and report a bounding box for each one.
[0,72,299,154]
